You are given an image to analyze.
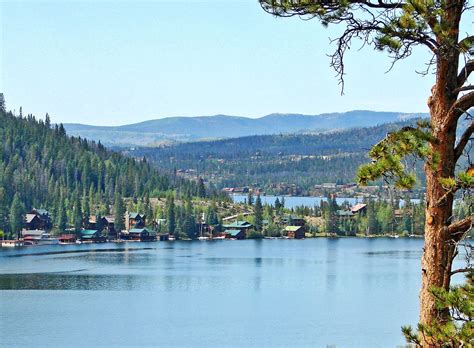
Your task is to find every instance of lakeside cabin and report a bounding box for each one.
[79,230,106,243]
[24,209,52,231]
[126,228,157,242]
[126,212,146,231]
[59,234,77,244]
[223,220,253,234]
[282,215,306,227]
[285,226,305,239]
[224,229,246,240]
[351,203,367,215]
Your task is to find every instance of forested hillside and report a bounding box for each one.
[129,120,428,194]
[0,107,223,235]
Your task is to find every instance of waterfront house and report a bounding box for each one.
[125,212,146,231]
[285,226,305,239]
[224,229,246,240]
[157,233,170,241]
[222,220,253,235]
[282,215,306,227]
[336,210,355,218]
[22,230,59,245]
[104,216,116,237]
[127,228,157,242]
[59,234,77,244]
[25,209,52,230]
[85,215,108,232]
[79,229,105,242]
[351,203,367,215]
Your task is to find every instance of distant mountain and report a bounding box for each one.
[64,110,428,146]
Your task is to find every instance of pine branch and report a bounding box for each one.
[448,215,474,240]
[458,60,474,88]
[452,91,474,119]
[455,121,474,161]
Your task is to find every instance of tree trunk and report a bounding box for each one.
[420,52,459,345]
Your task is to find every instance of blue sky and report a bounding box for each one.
[1,0,439,125]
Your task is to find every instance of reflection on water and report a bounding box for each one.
[0,238,457,347]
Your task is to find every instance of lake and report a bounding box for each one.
[232,194,421,209]
[0,238,461,347]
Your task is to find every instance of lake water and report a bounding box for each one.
[232,194,360,208]
[0,238,460,347]
[232,194,421,209]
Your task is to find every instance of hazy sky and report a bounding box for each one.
[1,0,442,125]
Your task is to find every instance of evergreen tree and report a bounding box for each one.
[9,194,24,239]
[197,177,206,198]
[72,193,82,232]
[0,188,8,232]
[183,197,196,239]
[114,193,125,233]
[82,194,90,226]
[247,191,254,206]
[254,194,263,232]
[259,0,473,334]
[166,195,176,235]
[56,192,67,232]
[0,93,5,113]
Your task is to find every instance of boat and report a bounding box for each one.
[22,230,59,245]
[1,240,24,247]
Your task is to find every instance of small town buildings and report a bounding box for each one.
[127,228,157,242]
[285,226,305,239]
[224,229,246,240]
[24,209,52,230]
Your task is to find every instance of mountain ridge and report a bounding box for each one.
[64,110,429,146]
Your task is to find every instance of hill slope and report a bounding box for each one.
[129,120,427,194]
[0,110,217,235]
[64,110,427,146]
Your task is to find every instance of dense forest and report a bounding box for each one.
[128,120,428,193]
[0,100,226,237]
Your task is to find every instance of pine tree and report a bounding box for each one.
[259,0,473,335]
[9,194,24,239]
[114,193,125,233]
[72,193,82,232]
[0,93,5,113]
[0,188,8,232]
[246,191,253,206]
[254,194,263,232]
[183,197,196,239]
[166,195,176,235]
[197,177,206,198]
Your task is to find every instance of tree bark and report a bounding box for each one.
[420,50,460,345]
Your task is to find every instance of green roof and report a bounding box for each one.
[129,228,156,236]
[224,229,242,236]
[223,220,252,228]
[285,226,303,232]
[129,212,143,219]
[81,229,99,236]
